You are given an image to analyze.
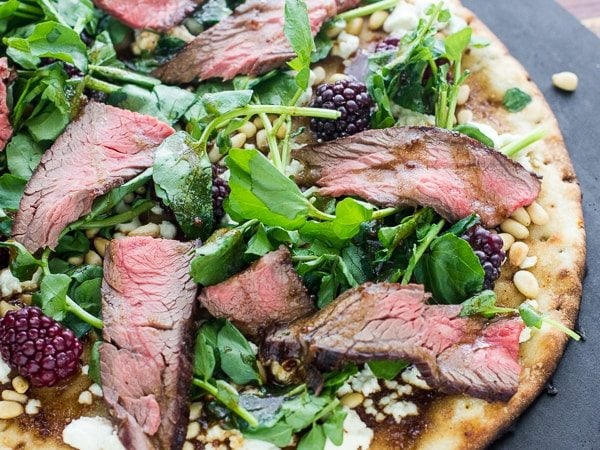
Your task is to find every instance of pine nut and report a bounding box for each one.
[0,400,24,419]
[341,392,364,409]
[500,219,529,240]
[312,66,326,85]
[511,207,531,226]
[520,256,538,269]
[159,221,178,240]
[116,218,141,234]
[78,391,93,405]
[509,242,529,267]
[20,294,32,305]
[239,121,257,139]
[230,133,247,149]
[135,186,146,195]
[84,251,102,267]
[456,84,471,106]
[129,223,160,238]
[256,129,269,151]
[12,376,29,394]
[122,193,135,204]
[208,145,223,163]
[189,402,202,421]
[375,412,386,422]
[183,442,195,450]
[513,270,539,298]
[345,17,364,35]
[368,11,389,30]
[253,116,264,130]
[93,237,109,258]
[186,421,200,439]
[328,73,348,83]
[526,201,550,226]
[0,301,19,317]
[276,125,287,140]
[457,109,473,124]
[88,383,103,397]
[552,71,578,92]
[25,398,40,415]
[85,228,100,239]
[2,390,27,404]
[499,233,515,252]
[326,24,343,38]
[67,255,84,266]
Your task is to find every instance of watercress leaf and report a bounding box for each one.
[191,228,247,285]
[217,321,261,385]
[88,340,102,385]
[416,233,484,304]
[367,359,409,380]
[243,422,293,447]
[215,379,240,405]
[284,0,315,90]
[25,102,70,142]
[298,424,326,450]
[459,290,498,318]
[317,273,337,308]
[35,273,71,321]
[323,364,358,390]
[203,90,253,116]
[253,72,298,106]
[68,264,103,285]
[300,221,345,249]
[245,224,275,257]
[341,244,371,285]
[36,0,97,34]
[518,302,544,329]
[5,133,43,179]
[153,85,198,124]
[0,174,26,211]
[443,27,472,63]
[283,395,328,430]
[444,213,480,236]
[55,230,90,255]
[453,123,495,148]
[311,30,332,63]
[322,406,347,446]
[332,198,373,240]
[503,87,532,113]
[225,149,309,229]
[5,21,88,71]
[194,326,217,381]
[88,31,119,66]
[153,132,213,240]
[367,71,395,129]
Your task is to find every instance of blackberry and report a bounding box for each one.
[0,307,83,387]
[461,225,505,289]
[374,36,400,53]
[309,79,374,142]
[212,164,230,226]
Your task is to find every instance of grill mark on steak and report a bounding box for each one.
[100,237,197,450]
[93,0,200,31]
[153,0,357,84]
[262,283,524,402]
[0,57,12,151]
[293,126,541,227]
[198,246,314,339]
[12,102,174,253]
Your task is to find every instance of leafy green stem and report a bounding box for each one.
[400,218,445,284]
[312,398,341,423]
[84,75,120,94]
[75,200,154,230]
[372,207,399,220]
[337,0,399,21]
[66,296,103,329]
[192,378,259,427]
[542,316,581,341]
[499,128,547,158]
[307,202,336,221]
[88,65,160,89]
[258,112,284,172]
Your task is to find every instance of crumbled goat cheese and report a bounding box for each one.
[384,1,419,36]
[159,221,178,240]
[519,327,533,343]
[286,159,305,178]
[63,416,125,450]
[336,381,353,397]
[0,354,11,383]
[242,439,281,450]
[324,408,373,450]
[401,366,430,390]
[0,268,22,298]
[350,365,381,396]
[445,15,468,34]
[383,400,419,423]
[332,31,360,60]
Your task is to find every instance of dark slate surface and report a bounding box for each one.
[461,0,600,448]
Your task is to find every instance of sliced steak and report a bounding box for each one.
[0,57,12,151]
[293,126,541,227]
[198,246,314,339]
[12,102,174,252]
[100,237,197,450]
[154,0,347,83]
[93,0,199,31]
[262,283,524,402]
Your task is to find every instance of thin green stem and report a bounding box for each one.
[337,0,399,21]
[40,248,52,275]
[192,379,259,427]
[401,219,445,284]
[307,203,336,221]
[500,128,547,158]
[313,398,340,423]
[292,255,319,262]
[372,207,399,220]
[76,200,154,230]
[543,317,581,341]
[88,65,160,89]
[66,297,103,329]
[84,76,120,94]
[17,2,43,16]
[258,112,283,172]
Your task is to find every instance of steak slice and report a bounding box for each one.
[0,57,12,151]
[12,102,174,252]
[198,246,314,339]
[93,0,199,31]
[293,126,541,227]
[100,237,197,450]
[262,283,524,402]
[154,0,345,83]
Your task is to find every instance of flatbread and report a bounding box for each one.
[0,1,585,449]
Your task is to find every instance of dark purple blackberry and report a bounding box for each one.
[0,307,83,387]
[374,36,400,53]
[309,79,374,142]
[461,225,505,289]
[212,164,230,225]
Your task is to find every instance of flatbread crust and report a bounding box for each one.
[0,1,585,449]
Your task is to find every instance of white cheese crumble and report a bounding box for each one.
[324,408,373,450]
[401,366,430,390]
[0,354,11,383]
[382,400,419,423]
[519,327,532,343]
[383,2,419,37]
[333,31,360,60]
[242,439,281,450]
[349,365,381,396]
[62,416,125,450]
[0,268,22,298]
